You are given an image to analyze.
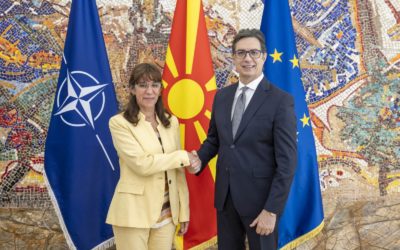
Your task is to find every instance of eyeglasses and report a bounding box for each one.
[136,82,162,90]
[233,49,264,59]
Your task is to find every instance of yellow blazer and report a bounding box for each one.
[106,113,190,228]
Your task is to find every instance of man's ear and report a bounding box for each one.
[262,52,267,62]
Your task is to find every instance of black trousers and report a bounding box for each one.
[217,191,278,250]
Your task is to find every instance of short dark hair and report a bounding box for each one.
[232,29,266,53]
[123,63,171,127]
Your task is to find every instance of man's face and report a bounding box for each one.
[233,37,266,84]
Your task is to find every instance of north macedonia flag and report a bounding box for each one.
[162,0,218,249]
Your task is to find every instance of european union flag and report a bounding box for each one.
[44,0,119,249]
[261,0,324,249]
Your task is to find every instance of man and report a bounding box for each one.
[190,29,297,249]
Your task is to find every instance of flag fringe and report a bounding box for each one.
[92,238,115,250]
[280,221,324,250]
[43,171,77,250]
[188,236,218,250]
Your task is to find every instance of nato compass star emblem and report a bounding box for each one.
[55,69,107,129]
[54,56,115,171]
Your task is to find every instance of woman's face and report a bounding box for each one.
[131,77,162,111]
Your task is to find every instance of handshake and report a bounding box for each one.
[186,150,201,174]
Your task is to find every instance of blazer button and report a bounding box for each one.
[225,168,229,172]
[230,144,235,149]
[180,163,184,166]
[169,180,172,184]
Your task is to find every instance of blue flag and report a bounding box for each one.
[44,0,119,249]
[261,0,324,249]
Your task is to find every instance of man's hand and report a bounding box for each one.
[249,209,276,236]
[178,221,189,235]
[186,151,201,174]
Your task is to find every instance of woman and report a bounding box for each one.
[106,63,197,249]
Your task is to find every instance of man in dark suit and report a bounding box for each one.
[190,29,297,250]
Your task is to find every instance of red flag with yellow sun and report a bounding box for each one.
[162,0,217,249]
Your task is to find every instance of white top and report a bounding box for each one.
[231,73,264,119]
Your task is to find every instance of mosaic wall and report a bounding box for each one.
[0,0,399,248]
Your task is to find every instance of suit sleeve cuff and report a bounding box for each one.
[264,203,280,216]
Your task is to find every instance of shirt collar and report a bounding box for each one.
[238,73,264,91]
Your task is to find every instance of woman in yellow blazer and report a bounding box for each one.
[106,63,199,250]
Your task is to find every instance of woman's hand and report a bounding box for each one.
[178,221,189,235]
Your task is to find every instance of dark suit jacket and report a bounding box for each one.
[197,78,297,217]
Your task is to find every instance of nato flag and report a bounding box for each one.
[261,0,324,249]
[44,0,119,249]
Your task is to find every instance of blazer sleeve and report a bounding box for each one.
[264,94,298,215]
[197,92,220,172]
[109,115,190,177]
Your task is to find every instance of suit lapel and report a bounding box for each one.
[127,114,164,153]
[156,123,169,153]
[233,78,271,141]
[223,84,238,142]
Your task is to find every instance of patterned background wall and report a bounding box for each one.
[0,0,399,249]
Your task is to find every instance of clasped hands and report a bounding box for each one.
[186,150,201,174]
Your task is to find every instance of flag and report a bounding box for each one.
[162,0,218,248]
[260,0,324,249]
[44,0,119,249]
